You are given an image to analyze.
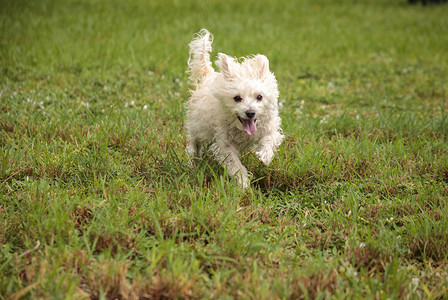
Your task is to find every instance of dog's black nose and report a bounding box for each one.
[245,110,255,119]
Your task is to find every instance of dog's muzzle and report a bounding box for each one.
[238,110,257,135]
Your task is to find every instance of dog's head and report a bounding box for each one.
[212,53,279,136]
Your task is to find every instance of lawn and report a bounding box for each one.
[1,0,448,298]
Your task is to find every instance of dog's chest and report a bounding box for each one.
[227,128,259,151]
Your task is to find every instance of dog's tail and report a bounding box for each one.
[187,29,214,84]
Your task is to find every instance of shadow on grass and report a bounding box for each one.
[252,167,327,194]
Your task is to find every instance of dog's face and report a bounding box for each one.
[212,54,279,136]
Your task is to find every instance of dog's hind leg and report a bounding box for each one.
[187,138,202,166]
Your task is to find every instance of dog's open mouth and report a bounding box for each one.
[238,116,257,136]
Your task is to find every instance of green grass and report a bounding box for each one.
[1,0,448,298]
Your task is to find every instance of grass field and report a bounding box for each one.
[1,0,448,298]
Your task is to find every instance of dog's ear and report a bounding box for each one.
[253,55,270,79]
[216,53,235,78]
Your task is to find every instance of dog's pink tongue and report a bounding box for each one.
[241,119,257,135]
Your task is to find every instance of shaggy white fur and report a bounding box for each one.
[186,29,284,188]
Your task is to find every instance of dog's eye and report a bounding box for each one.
[234,96,242,102]
[256,95,263,101]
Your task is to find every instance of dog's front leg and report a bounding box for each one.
[211,141,250,188]
[256,131,284,166]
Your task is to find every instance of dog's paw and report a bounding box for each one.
[189,157,199,167]
[237,174,250,188]
[234,170,251,188]
[256,149,274,166]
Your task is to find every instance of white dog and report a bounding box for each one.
[185,29,284,187]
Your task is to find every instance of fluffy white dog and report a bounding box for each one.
[185,29,284,187]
